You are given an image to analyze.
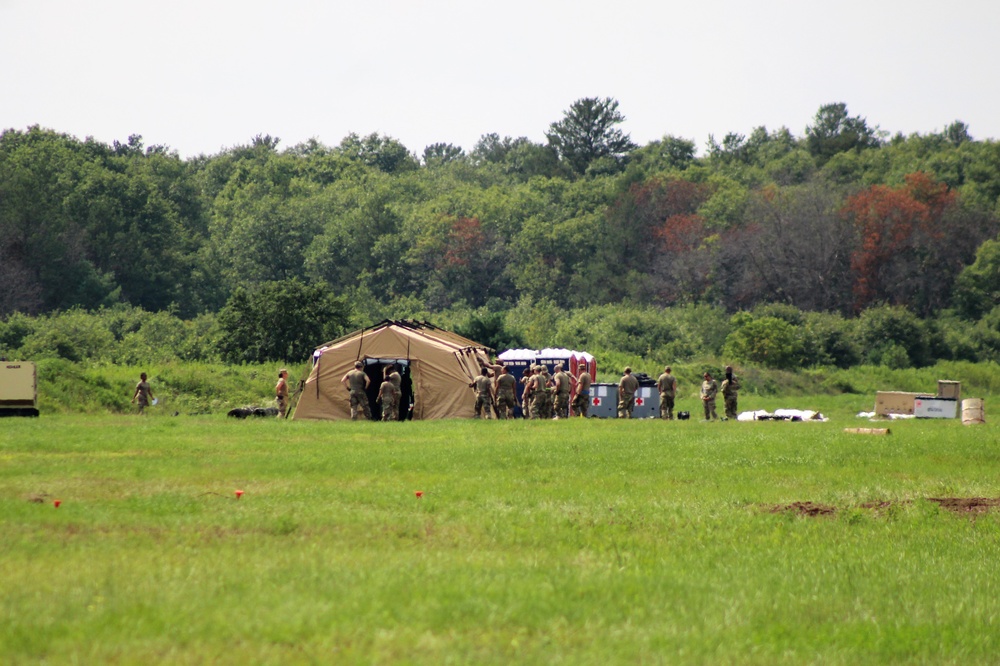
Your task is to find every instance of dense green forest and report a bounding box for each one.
[3,98,1000,370]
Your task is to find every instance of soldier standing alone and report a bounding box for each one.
[721,365,741,420]
[275,368,289,418]
[656,366,677,420]
[617,367,640,419]
[131,372,154,415]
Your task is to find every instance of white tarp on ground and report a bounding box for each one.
[738,409,828,422]
[857,411,916,420]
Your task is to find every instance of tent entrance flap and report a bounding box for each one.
[363,358,414,421]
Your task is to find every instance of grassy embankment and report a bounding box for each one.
[1,413,998,664]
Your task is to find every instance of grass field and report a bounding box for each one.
[2,406,999,664]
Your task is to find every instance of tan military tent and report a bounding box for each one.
[292,320,493,421]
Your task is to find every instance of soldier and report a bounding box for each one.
[479,356,505,418]
[275,368,290,418]
[656,365,677,420]
[341,361,371,421]
[721,365,741,420]
[131,372,154,415]
[617,367,640,419]
[539,365,554,419]
[376,375,395,421]
[572,362,592,418]
[470,367,494,419]
[494,366,518,419]
[386,364,403,420]
[529,366,548,420]
[551,363,571,419]
[701,371,719,421]
[520,366,535,418]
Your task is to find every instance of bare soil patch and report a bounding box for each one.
[767,498,1000,517]
[927,497,1000,514]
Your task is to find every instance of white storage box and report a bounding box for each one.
[914,396,958,419]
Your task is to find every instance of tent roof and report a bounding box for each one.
[316,319,493,354]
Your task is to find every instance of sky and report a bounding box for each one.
[3,0,999,159]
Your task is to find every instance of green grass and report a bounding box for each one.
[2,414,999,664]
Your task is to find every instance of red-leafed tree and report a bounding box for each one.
[417,216,511,308]
[844,172,991,314]
[602,176,713,303]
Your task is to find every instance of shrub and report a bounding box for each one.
[801,312,860,368]
[723,315,803,369]
[217,279,350,364]
[856,305,932,367]
[18,309,116,362]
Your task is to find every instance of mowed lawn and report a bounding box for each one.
[1,409,999,665]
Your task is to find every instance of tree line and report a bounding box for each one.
[2,99,1000,368]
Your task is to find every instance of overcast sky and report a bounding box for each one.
[3,0,998,159]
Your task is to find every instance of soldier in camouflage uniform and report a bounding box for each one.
[386,364,403,420]
[494,366,518,420]
[617,367,640,419]
[341,361,371,421]
[700,372,719,421]
[551,363,571,419]
[656,366,677,420]
[572,363,592,418]
[721,365,741,421]
[471,368,495,419]
[539,366,554,419]
[377,376,396,421]
[529,366,549,420]
[275,369,290,418]
[520,367,534,419]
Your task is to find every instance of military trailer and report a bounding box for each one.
[0,361,39,417]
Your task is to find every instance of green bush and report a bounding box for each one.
[801,312,860,368]
[856,305,932,367]
[18,309,116,362]
[0,312,37,356]
[724,315,803,369]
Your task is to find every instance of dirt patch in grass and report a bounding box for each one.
[769,501,837,517]
[927,497,1000,514]
[767,498,1000,517]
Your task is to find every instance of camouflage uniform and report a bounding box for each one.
[529,371,548,420]
[388,369,402,420]
[347,369,371,421]
[473,374,494,419]
[378,380,395,421]
[552,368,571,419]
[520,370,534,418]
[656,370,677,420]
[275,371,289,418]
[721,369,740,420]
[495,372,518,420]
[701,376,719,421]
[618,370,640,419]
[539,368,554,419]
[572,369,592,418]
